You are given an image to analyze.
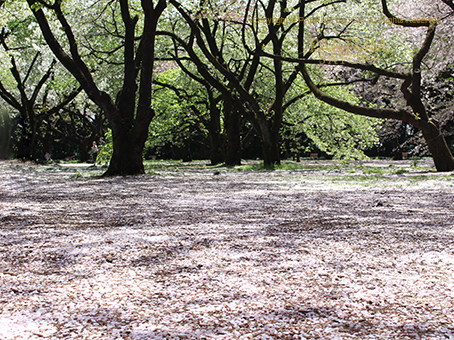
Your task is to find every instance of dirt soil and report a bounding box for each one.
[0,159,453,339]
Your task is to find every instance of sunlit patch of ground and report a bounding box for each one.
[0,159,453,339]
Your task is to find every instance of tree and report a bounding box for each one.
[26,0,166,175]
[47,102,106,162]
[157,2,247,165]
[0,4,82,160]
[167,0,378,166]
[273,0,454,171]
[283,82,380,160]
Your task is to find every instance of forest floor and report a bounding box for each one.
[0,158,453,339]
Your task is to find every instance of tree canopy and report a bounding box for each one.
[0,0,453,171]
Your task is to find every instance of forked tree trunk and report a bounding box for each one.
[28,0,166,176]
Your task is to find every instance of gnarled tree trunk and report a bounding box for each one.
[421,120,454,171]
[105,128,146,175]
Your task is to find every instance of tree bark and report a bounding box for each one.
[0,109,11,159]
[207,99,225,165]
[421,120,454,171]
[104,127,146,175]
[259,121,281,166]
[209,130,225,165]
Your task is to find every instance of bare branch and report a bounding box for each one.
[260,51,411,79]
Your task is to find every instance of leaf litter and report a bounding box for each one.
[0,160,453,339]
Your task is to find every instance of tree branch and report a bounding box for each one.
[0,80,22,111]
[31,59,57,104]
[299,64,422,127]
[441,0,454,11]
[260,51,411,79]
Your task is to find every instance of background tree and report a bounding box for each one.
[283,80,380,160]
[164,0,376,166]
[47,101,106,162]
[0,3,81,160]
[148,68,208,162]
[162,0,310,166]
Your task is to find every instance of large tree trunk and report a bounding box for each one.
[104,127,146,176]
[261,131,281,166]
[207,102,225,165]
[421,120,454,171]
[27,0,166,176]
[209,132,224,165]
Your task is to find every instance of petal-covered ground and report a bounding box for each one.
[0,160,453,339]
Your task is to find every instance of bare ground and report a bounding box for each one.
[0,159,453,339]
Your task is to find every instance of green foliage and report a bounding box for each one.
[97,129,113,165]
[146,68,208,157]
[284,81,381,160]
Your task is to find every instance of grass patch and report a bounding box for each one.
[360,167,387,175]
[408,175,429,182]
[234,161,346,171]
[41,158,446,186]
[394,169,409,175]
